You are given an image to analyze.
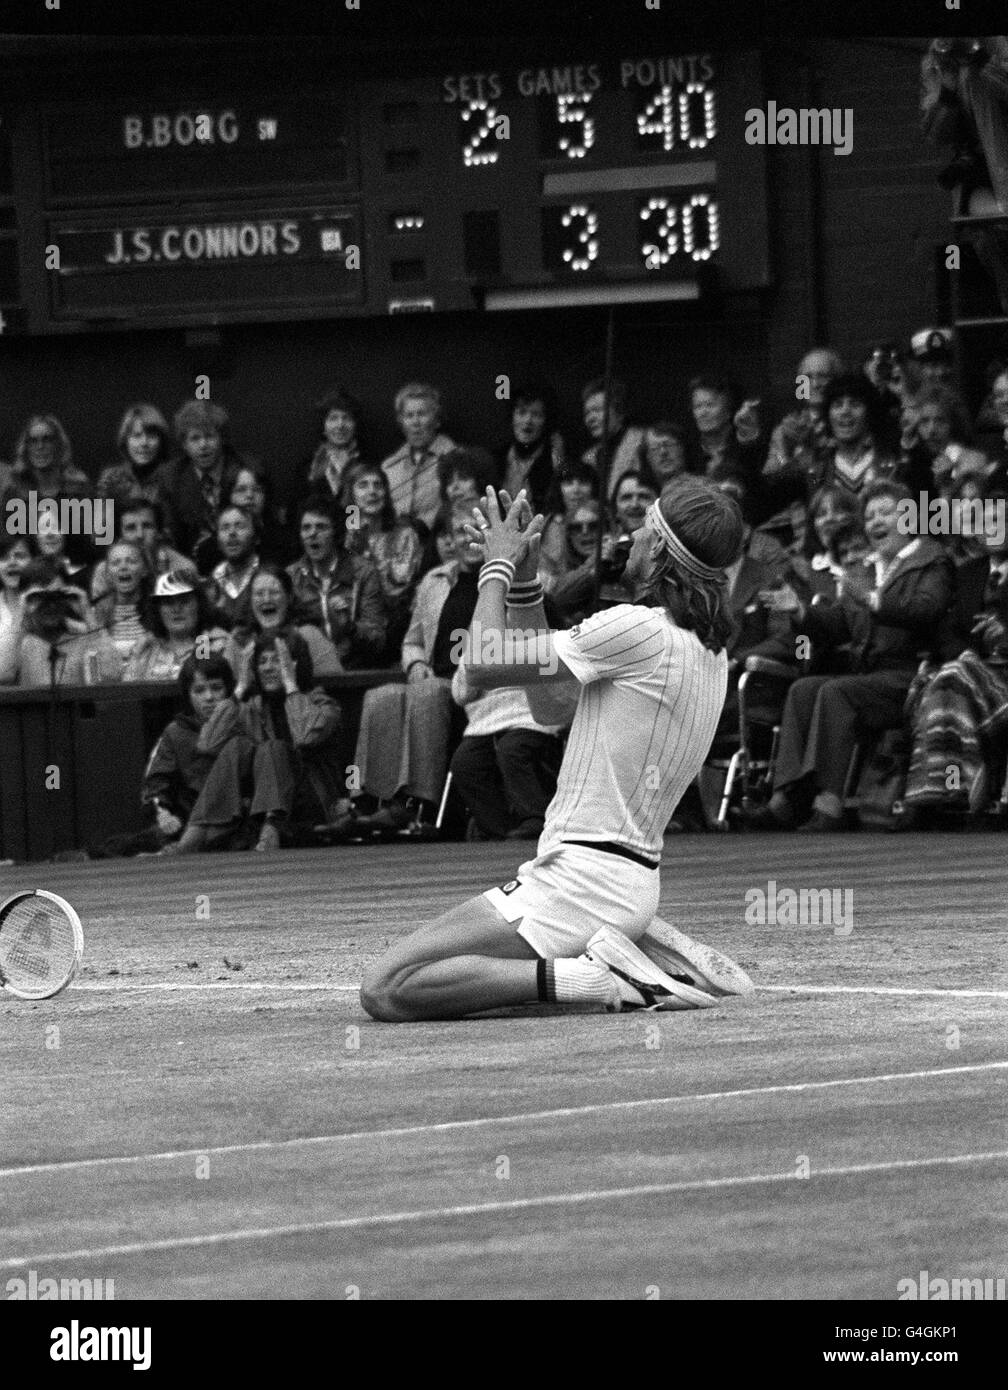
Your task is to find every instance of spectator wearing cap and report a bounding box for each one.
[202,505,261,631]
[123,570,230,682]
[96,404,171,517]
[496,383,565,514]
[287,495,385,668]
[300,386,364,507]
[910,327,957,392]
[580,376,645,498]
[172,630,343,854]
[0,559,118,687]
[381,382,456,530]
[743,480,954,832]
[154,400,249,565]
[90,496,196,604]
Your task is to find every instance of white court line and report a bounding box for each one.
[67,980,1008,998]
[758,984,1008,1000]
[3,1148,1006,1270]
[2,1061,1005,1180]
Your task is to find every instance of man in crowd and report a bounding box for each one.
[381,382,456,530]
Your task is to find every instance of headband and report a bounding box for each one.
[645,502,725,582]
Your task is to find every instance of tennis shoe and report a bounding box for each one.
[583,926,718,1011]
[638,920,754,997]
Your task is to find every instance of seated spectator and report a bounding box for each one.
[900,481,1008,818]
[88,538,153,672]
[981,365,1008,485]
[783,485,865,615]
[214,460,290,567]
[638,420,689,491]
[123,570,230,682]
[340,461,424,656]
[96,404,171,516]
[438,445,500,513]
[686,375,765,496]
[128,654,236,855]
[381,382,456,530]
[541,497,604,623]
[743,480,954,831]
[580,376,644,497]
[155,400,248,566]
[600,470,658,606]
[231,563,341,679]
[300,385,364,505]
[801,372,900,504]
[333,506,484,836]
[0,560,119,687]
[763,347,844,503]
[0,533,32,638]
[496,382,565,512]
[900,383,984,500]
[34,509,91,592]
[449,659,566,840]
[947,476,992,567]
[90,495,196,603]
[0,415,90,514]
[287,495,385,667]
[171,631,343,854]
[539,460,600,589]
[202,505,260,630]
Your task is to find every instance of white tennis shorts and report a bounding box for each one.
[482,842,661,959]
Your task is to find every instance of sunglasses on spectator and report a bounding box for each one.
[29,432,55,443]
[567,521,600,534]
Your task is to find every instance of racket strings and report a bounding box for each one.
[0,900,78,989]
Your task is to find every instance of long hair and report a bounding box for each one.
[14,414,74,478]
[636,477,744,654]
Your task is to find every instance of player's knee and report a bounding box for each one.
[359,963,403,1022]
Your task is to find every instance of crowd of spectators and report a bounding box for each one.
[3,332,1008,852]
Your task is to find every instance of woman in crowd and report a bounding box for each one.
[540,497,607,623]
[796,373,900,504]
[538,460,601,592]
[495,383,565,513]
[171,631,343,854]
[219,459,290,565]
[900,383,984,500]
[123,570,230,682]
[300,386,363,505]
[96,403,171,515]
[35,510,91,591]
[743,480,954,832]
[899,481,1008,822]
[88,537,153,673]
[232,562,342,678]
[0,414,90,511]
[686,375,765,493]
[0,533,32,638]
[90,495,196,604]
[437,446,500,513]
[340,460,424,655]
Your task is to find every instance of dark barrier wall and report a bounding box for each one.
[0,39,950,503]
[0,672,403,863]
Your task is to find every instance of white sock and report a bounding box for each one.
[551,957,616,1005]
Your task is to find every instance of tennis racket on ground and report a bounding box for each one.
[0,890,84,1000]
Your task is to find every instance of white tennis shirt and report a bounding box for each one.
[544,603,728,861]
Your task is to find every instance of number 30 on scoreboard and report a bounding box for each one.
[541,192,720,276]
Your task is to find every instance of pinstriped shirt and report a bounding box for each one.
[546,604,728,861]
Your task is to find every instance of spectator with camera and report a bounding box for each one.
[0,558,118,687]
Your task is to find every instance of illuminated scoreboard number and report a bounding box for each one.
[536,93,597,160]
[633,81,717,153]
[541,191,719,277]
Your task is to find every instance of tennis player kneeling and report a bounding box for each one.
[360,477,754,1022]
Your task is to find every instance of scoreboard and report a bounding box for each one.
[7,50,770,332]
